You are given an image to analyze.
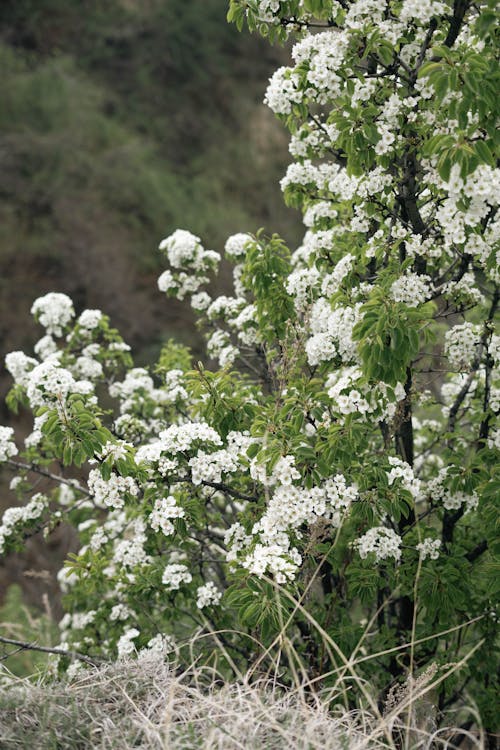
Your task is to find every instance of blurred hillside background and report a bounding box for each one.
[0,0,301,619]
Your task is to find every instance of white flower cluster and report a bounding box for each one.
[487,426,500,451]
[139,633,175,658]
[444,323,480,370]
[162,563,192,590]
[227,474,357,582]
[390,273,432,307]
[0,426,18,462]
[249,453,300,488]
[5,351,38,386]
[344,0,388,30]
[232,304,259,347]
[206,330,239,367]
[34,335,58,361]
[109,367,176,421]
[117,627,140,658]
[242,542,302,584]
[326,368,370,416]
[157,229,220,301]
[416,538,441,561]
[321,254,356,297]
[303,201,338,229]
[196,581,222,609]
[164,369,188,403]
[399,0,448,26]
[435,165,499,252]
[387,457,422,499]
[0,493,48,555]
[326,367,405,423]
[224,233,253,260]
[289,121,340,160]
[110,603,136,622]
[191,291,212,311]
[264,66,302,115]
[285,267,321,309]
[25,360,94,409]
[113,518,150,568]
[305,300,361,366]
[88,469,139,510]
[206,295,242,321]
[77,309,103,331]
[60,610,97,633]
[149,495,185,536]
[97,440,131,463]
[189,448,239,485]
[426,469,479,513]
[442,272,485,307]
[256,475,357,537]
[254,0,283,22]
[292,30,349,106]
[113,414,148,443]
[73,353,103,381]
[355,526,402,562]
[159,229,218,272]
[164,421,219,452]
[31,292,74,336]
[57,566,79,593]
[135,422,223,474]
[88,524,107,552]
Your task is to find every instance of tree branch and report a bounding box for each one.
[6,459,91,497]
[0,634,104,667]
[444,0,470,48]
[447,288,499,438]
[169,475,258,503]
[466,540,488,563]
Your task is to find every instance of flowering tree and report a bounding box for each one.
[1,0,498,739]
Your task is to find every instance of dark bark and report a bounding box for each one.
[444,0,470,48]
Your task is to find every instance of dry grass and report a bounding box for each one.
[0,654,485,750]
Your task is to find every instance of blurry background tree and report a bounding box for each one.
[0,0,301,611]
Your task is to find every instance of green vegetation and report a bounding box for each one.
[0,584,56,676]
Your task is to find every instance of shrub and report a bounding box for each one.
[0,0,498,744]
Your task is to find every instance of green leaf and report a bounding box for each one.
[473,140,495,167]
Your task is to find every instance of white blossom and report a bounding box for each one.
[34,335,58,361]
[416,538,441,561]
[31,292,74,336]
[149,495,185,536]
[139,633,175,657]
[387,456,422,499]
[162,563,192,590]
[0,426,18,462]
[355,527,402,562]
[88,469,139,510]
[77,309,103,330]
[224,233,253,260]
[444,323,480,370]
[117,628,140,657]
[5,351,38,386]
[196,581,222,609]
[390,273,432,307]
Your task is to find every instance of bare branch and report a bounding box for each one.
[6,459,90,497]
[0,634,104,667]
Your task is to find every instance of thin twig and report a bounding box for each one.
[0,634,104,667]
[6,459,90,497]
